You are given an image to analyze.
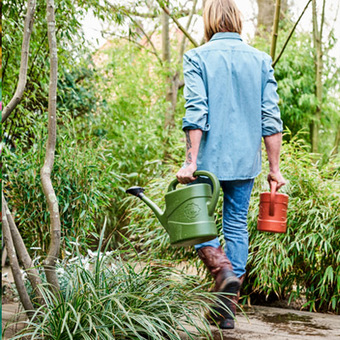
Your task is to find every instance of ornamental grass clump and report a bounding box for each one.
[10,232,216,340]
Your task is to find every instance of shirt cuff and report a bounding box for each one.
[262,126,283,137]
[182,118,210,131]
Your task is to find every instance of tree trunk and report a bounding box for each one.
[162,0,199,132]
[2,195,44,305]
[162,8,171,65]
[41,0,61,293]
[256,0,276,36]
[270,0,281,60]
[159,2,199,47]
[162,3,177,131]
[2,210,35,317]
[331,122,340,155]
[2,0,36,123]
[311,0,325,153]
[256,0,288,38]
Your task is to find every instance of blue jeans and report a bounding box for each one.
[194,179,254,278]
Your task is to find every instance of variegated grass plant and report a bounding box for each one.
[7,229,226,340]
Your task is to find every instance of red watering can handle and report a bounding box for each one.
[269,181,278,216]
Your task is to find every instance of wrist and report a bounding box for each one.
[269,164,280,172]
[182,161,196,169]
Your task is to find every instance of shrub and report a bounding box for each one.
[9,232,217,340]
[3,116,123,253]
[2,43,184,254]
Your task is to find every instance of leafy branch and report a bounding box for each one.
[156,0,199,47]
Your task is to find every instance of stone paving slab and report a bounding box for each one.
[179,305,340,340]
[2,302,27,339]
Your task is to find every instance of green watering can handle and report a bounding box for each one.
[167,170,220,216]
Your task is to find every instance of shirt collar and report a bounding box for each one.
[210,32,242,42]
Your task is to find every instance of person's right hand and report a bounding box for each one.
[267,170,286,190]
[176,162,197,184]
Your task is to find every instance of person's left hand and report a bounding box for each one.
[176,162,197,184]
[267,170,286,190]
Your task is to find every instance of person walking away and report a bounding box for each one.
[176,0,286,329]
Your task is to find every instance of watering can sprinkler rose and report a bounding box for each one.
[126,171,220,247]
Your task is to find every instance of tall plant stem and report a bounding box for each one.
[2,0,36,123]
[270,0,281,60]
[272,0,312,67]
[311,0,325,153]
[331,122,340,155]
[2,194,45,305]
[162,0,174,131]
[41,0,61,293]
[2,208,35,317]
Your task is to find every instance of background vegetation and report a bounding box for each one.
[2,1,340,337]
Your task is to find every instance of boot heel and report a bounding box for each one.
[220,317,235,329]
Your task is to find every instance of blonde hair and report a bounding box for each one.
[203,0,243,41]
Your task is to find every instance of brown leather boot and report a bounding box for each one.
[197,246,240,293]
[219,274,246,329]
[198,246,241,328]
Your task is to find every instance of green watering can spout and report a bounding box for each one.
[125,186,168,231]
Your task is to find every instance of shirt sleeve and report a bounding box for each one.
[261,55,283,137]
[182,52,210,131]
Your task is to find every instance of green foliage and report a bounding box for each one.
[79,42,185,237]
[3,115,122,252]
[9,232,215,340]
[254,29,340,154]
[2,0,113,144]
[57,59,101,119]
[95,42,169,177]
[3,42,184,254]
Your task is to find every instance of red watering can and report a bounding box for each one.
[257,181,289,233]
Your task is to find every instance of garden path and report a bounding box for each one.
[2,266,340,339]
[2,300,340,339]
[180,305,340,340]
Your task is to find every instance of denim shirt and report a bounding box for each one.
[182,32,283,180]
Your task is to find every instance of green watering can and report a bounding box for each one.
[126,171,220,247]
